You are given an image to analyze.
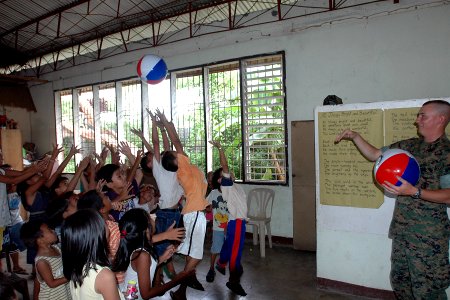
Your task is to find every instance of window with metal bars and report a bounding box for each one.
[242,55,286,183]
[55,53,286,184]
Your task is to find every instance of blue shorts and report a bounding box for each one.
[154,208,182,256]
[211,230,225,254]
[7,222,26,251]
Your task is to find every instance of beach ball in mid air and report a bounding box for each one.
[137,55,168,84]
[373,149,420,186]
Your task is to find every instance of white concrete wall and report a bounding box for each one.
[25,0,450,292]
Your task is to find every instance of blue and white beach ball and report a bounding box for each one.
[137,55,168,84]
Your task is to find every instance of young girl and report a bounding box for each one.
[77,188,120,262]
[20,220,71,300]
[61,209,124,300]
[113,208,193,300]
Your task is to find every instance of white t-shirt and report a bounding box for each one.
[152,157,184,209]
[221,173,248,220]
[133,198,150,214]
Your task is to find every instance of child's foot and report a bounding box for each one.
[215,263,226,275]
[187,275,205,291]
[206,269,215,282]
[170,290,187,300]
[226,282,247,296]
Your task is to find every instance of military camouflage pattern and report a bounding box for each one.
[385,134,450,299]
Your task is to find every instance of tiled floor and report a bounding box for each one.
[1,239,373,300]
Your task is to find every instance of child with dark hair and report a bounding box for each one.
[205,167,229,283]
[146,111,185,285]
[20,220,71,299]
[77,188,119,262]
[113,208,193,299]
[96,158,142,221]
[154,110,209,299]
[61,209,124,299]
[210,141,248,296]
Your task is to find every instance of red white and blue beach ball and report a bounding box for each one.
[373,149,420,186]
[137,55,168,84]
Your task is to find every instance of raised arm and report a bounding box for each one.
[0,160,47,185]
[335,129,381,162]
[209,140,229,174]
[149,109,161,162]
[157,109,185,155]
[42,145,63,184]
[131,127,154,154]
[94,147,109,172]
[153,113,170,151]
[47,145,80,188]
[126,150,143,183]
[66,156,90,192]
[81,156,97,191]
[118,141,136,166]
[105,143,121,166]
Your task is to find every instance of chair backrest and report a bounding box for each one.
[247,188,275,220]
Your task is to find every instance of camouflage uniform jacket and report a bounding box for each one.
[385,134,450,240]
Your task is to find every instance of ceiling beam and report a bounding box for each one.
[0,0,90,38]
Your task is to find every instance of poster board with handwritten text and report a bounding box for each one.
[315,98,449,209]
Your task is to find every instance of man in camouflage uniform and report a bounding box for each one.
[335,100,450,299]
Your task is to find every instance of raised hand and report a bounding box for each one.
[51,144,64,158]
[130,128,144,139]
[335,129,358,143]
[96,179,107,193]
[78,156,90,170]
[118,141,133,158]
[155,108,168,123]
[209,140,222,149]
[34,160,49,173]
[69,144,81,156]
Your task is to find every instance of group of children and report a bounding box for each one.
[0,110,249,299]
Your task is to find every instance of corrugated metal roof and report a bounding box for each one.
[0,0,396,75]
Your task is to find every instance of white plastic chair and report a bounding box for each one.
[247,188,275,258]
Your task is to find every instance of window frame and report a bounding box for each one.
[54,51,288,185]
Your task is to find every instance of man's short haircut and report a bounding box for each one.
[423,100,450,119]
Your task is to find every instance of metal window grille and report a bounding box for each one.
[121,79,142,160]
[55,54,287,183]
[77,86,95,159]
[172,70,206,172]
[242,54,286,183]
[57,90,76,172]
[98,83,117,164]
[206,62,243,179]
